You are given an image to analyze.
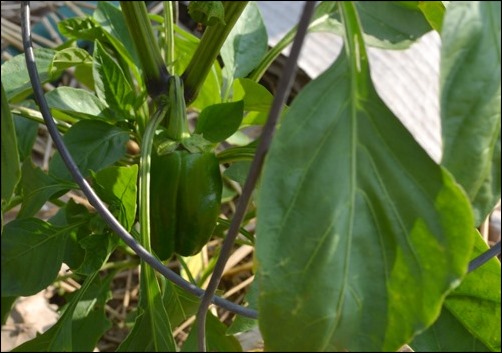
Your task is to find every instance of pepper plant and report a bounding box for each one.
[1,1,500,352]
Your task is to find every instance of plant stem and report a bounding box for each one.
[121,1,170,97]
[163,1,176,73]
[182,1,248,104]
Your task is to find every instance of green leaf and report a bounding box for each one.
[1,218,68,297]
[173,28,222,110]
[93,41,134,120]
[18,160,74,218]
[94,1,139,70]
[411,231,501,352]
[220,2,267,80]
[58,16,105,42]
[227,278,258,335]
[69,272,113,351]
[223,161,251,186]
[92,165,138,231]
[418,1,446,32]
[234,78,274,113]
[49,120,130,181]
[1,296,17,325]
[11,272,100,352]
[299,1,433,50]
[195,100,244,142]
[410,307,492,352]
[49,46,93,74]
[117,269,176,352]
[75,232,118,275]
[14,114,38,162]
[256,3,474,351]
[440,1,501,226]
[1,49,57,102]
[188,1,226,26]
[181,312,243,352]
[1,83,20,207]
[162,279,200,328]
[45,87,114,121]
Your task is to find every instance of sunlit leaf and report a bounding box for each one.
[256,3,473,351]
[440,1,501,226]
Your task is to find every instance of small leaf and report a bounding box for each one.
[410,231,501,352]
[162,279,200,328]
[18,160,74,218]
[181,312,243,352]
[94,2,139,68]
[223,161,251,186]
[45,87,114,121]
[1,218,68,296]
[1,83,20,206]
[14,114,38,162]
[1,49,57,102]
[49,120,129,181]
[220,2,268,79]
[93,41,134,120]
[188,1,226,26]
[49,47,93,74]
[440,1,501,226]
[234,78,274,113]
[227,279,258,335]
[195,100,244,142]
[418,1,446,32]
[58,17,105,42]
[92,165,138,231]
[50,47,94,88]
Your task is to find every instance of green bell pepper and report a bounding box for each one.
[149,76,222,260]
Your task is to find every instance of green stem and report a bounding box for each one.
[10,105,73,132]
[217,146,256,164]
[163,1,176,73]
[248,28,297,82]
[182,1,248,104]
[137,96,170,309]
[121,1,170,97]
[248,2,334,82]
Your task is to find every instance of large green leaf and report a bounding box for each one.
[48,120,129,181]
[256,3,474,351]
[1,83,20,207]
[410,230,501,352]
[1,218,68,297]
[440,1,501,226]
